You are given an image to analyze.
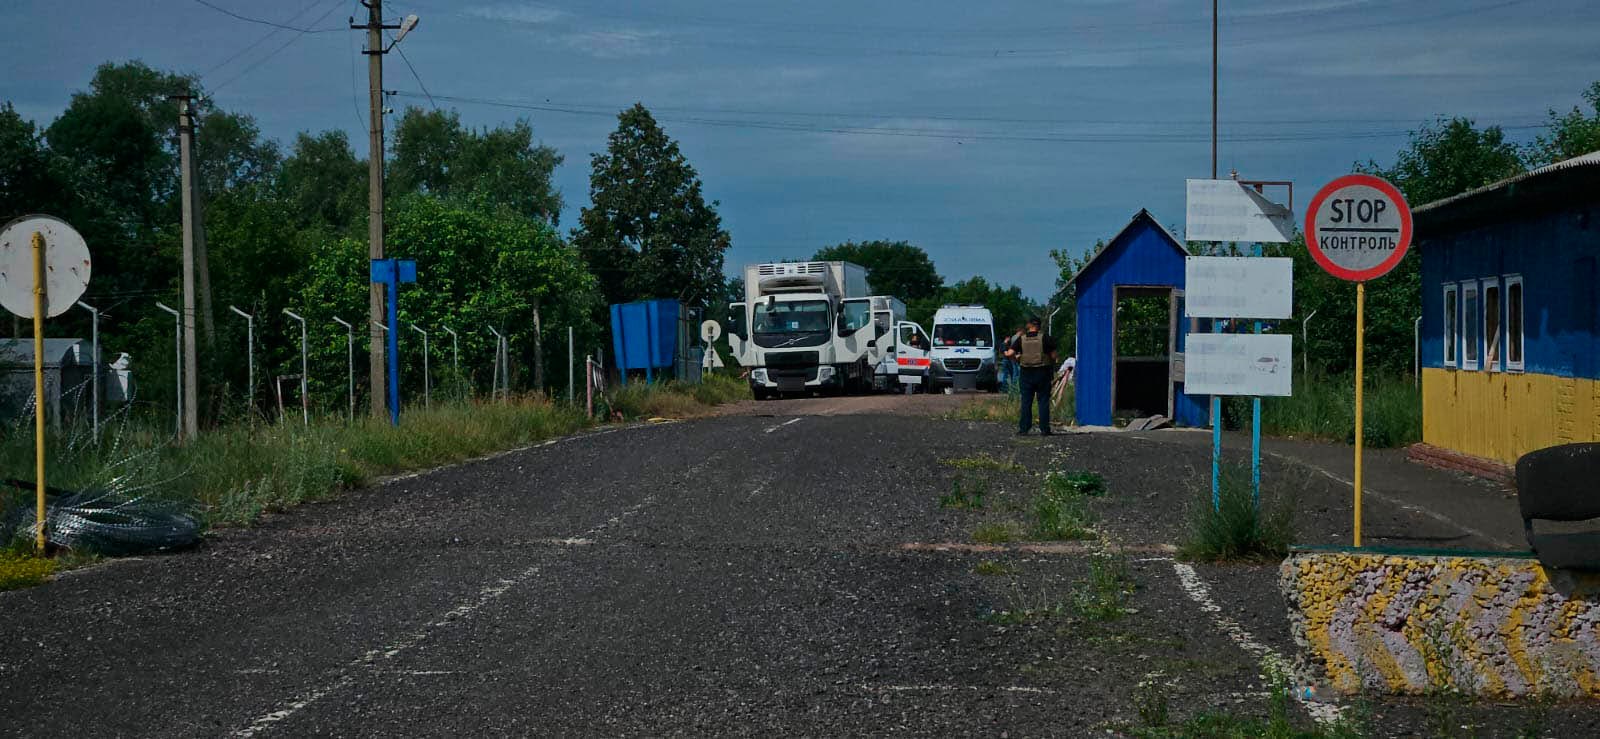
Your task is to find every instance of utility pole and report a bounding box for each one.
[1211,0,1219,179]
[360,1,388,420]
[354,2,421,419]
[174,94,200,439]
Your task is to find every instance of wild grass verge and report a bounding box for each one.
[1129,655,1368,738]
[1178,464,1297,563]
[943,382,1074,426]
[0,378,748,556]
[1232,372,1419,448]
[941,452,1025,473]
[0,547,56,591]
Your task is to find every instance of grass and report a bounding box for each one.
[1129,654,1368,739]
[973,521,1026,544]
[0,547,56,591]
[0,378,749,559]
[1239,372,1421,449]
[938,478,987,509]
[943,382,1075,427]
[973,559,1014,576]
[1178,464,1297,563]
[1072,550,1134,621]
[1045,469,1106,497]
[941,452,1025,473]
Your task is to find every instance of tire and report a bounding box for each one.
[753,388,774,401]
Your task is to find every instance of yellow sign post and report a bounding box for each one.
[32,231,46,552]
[1304,175,1412,548]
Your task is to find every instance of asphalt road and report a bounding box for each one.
[1,401,1595,736]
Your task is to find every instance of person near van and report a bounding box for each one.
[999,325,1023,390]
[1003,316,1058,435]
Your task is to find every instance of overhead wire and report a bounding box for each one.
[388,34,436,110]
[192,0,346,34]
[210,0,345,94]
[198,0,335,81]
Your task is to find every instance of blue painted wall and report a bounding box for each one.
[611,299,683,381]
[1420,206,1600,380]
[1073,211,1209,427]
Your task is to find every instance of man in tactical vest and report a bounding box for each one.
[1003,315,1058,435]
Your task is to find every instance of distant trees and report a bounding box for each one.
[573,104,731,308]
[813,240,943,302]
[390,108,564,224]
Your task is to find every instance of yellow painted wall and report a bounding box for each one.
[1422,368,1600,464]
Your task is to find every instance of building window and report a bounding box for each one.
[1462,281,1480,370]
[1505,275,1524,371]
[1443,284,1458,367]
[1483,279,1501,372]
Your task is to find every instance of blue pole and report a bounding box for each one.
[1211,316,1222,512]
[386,266,401,426]
[1251,243,1263,509]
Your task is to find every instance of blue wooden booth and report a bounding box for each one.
[1065,209,1209,427]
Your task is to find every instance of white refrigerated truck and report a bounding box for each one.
[725,262,927,399]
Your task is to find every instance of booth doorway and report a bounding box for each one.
[1111,286,1183,422]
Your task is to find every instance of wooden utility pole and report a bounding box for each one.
[364,0,387,419]
[175,94,200,439]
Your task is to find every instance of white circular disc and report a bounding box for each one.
[700,319,722,343]
[0,215,92,319]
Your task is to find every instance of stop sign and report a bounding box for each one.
[1304,174,1412,282]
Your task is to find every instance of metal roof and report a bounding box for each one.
[1063,209,1191,288]
[1414,150,1600,231]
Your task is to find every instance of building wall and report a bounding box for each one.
[1074,216,1208,427]
[1419,204,1600,463]
[1422,367,1600,464]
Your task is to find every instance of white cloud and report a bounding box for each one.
[464,4,568,25]
[562,29,668,58]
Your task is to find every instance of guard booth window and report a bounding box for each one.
[1505,276,1524,371]
[1463,281,1480,370]
[1443,284,1458,367]
[1483,279,1502,371]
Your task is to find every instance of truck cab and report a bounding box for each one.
[928,305,999,393]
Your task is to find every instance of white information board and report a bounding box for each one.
[1184,256,1293,319]
[1185,179,1295,244]
[1184,334,1293,397]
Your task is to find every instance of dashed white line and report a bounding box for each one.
[1169,560,1345,726]
[764,417,803,433]
[235,497,658,737]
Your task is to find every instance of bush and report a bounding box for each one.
[1179,465,1296,562]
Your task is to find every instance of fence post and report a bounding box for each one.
[229,305,255,417]
[585,354,593,419]
[284,309,308,425]
[332,316,354,422]
[156,302,182,438]
[409,323,430,410]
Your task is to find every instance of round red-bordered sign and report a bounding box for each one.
[1304,174,1412,282]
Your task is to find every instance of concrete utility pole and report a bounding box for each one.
[1211,0,1219,179]
[362,1,387,419]
[174,94,200,439]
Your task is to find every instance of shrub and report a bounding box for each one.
[1179,465,1297,562]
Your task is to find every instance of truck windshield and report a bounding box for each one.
[753,300,831,347]
[933,324,992,347]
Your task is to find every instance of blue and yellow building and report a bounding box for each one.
[1415,151,1600,466]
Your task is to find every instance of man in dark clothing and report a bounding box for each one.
[1003,315,1058,435]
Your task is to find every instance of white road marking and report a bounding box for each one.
[235,497,658,736]
[1169,561,1345,726]
[764,417,803,433]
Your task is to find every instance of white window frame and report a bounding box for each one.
[1442,284,1459,368]
[1504,274,1525,372]
[1461,281,1480,371]
[1482,278,1502,373]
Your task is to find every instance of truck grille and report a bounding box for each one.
[765,351,820,368]
[945,358,981,372]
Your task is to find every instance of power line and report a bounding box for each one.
[388,34,436,110]
[199,1,334,80]
[392,90,1549,145]
[193,0,345,33]
[210,1,344,93]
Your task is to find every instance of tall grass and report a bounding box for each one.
[1234,372,1420,448]
[945,380,1075,426]
[1179,464,1297,562]
[1,377,749,539]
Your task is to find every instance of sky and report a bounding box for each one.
[3,0,1599,301]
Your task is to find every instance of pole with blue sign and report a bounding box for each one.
[370,258,417,425]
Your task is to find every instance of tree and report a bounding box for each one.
[1357,117,1525,206]
[935,277,1039,341]
[1531,81,1600,166]
[278,130,366,232]
[0,103,61,221]
[812,240,942,301]
[389,107,563,224]
[573,104,731,308]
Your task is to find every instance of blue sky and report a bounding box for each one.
[4,0,1598,300]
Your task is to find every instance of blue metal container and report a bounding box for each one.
[610,299,686,384]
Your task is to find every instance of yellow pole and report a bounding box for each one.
[1354,281,1365,548]
[32,231,47,553]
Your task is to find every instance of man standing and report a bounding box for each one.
[1004,315,1057,435]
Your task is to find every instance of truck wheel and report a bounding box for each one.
[753,388,774,401]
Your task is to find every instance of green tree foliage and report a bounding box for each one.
[389,107,563,224]
[812,240,943,301]
[1358,117,1526,205]
[0,104,59,220]
[574,104,731,308]
[928,277,1040,340]
[278,130,366,233]
[1531,81,1600,166]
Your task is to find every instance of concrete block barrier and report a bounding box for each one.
[1281,550,1600,698]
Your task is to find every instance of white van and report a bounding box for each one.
[929,305,999,392]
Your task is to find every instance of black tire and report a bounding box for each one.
[753,388,774,401]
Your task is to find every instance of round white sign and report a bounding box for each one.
[0,215,92,319]
[1304,174,1412,282]
[700,319,722,343]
